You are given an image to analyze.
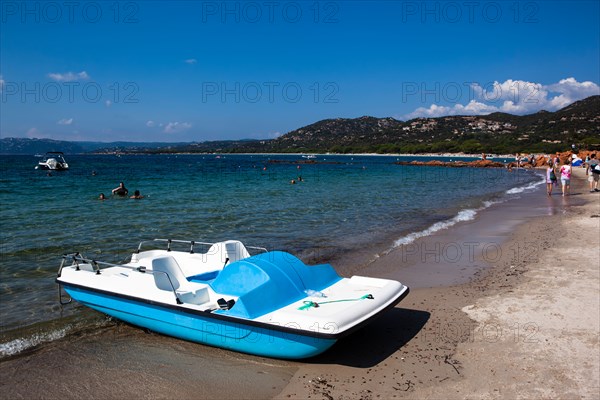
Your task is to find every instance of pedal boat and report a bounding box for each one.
[56,239,409,359]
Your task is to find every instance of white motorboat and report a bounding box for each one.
[56,239,409,359]
[37,152,69,170]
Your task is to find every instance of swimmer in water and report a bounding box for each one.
[130,190,144,199]
[112,182,128,196]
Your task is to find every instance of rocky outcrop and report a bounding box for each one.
[395,159,506,168]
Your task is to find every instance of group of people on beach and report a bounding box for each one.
[98,182,144,200]
[545,152,600,196]
[514,153,537,168]
[545,158,572,196]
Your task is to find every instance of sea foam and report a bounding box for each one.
[393,207,480,247]
[392,173,544,248]
[0,328,69,358]
[505,176,545,194]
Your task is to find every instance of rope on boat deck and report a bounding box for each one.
[298,294,374,310]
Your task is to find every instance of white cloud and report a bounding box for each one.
[48,71,90,82]
[404,104,452,119]
[58,118,73,125]
[403,100,498,119]
[546,77,600,99]
[146,120,156,127]
[26,127,40,138]
[184,58,198,65]
[471,79,547,104]
[462,99,499,114]
[403,77,600,119]
[164,121,192,134]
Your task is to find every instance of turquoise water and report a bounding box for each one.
[0,153,540,355]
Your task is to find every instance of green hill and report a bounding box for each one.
[256,95,600,154]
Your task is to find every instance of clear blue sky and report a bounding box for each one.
[1,0,599,142]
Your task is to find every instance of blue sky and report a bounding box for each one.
[1,0,599,142]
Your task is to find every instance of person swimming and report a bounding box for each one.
[112,182,128,196]
[130,190,144,199]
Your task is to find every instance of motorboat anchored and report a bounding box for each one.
[56,239,409,359]
[37,152,69,170]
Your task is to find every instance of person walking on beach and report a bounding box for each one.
[586,154,600,192]
[584,155,591,170]
[546,161,557,196]
[560,159,572,196]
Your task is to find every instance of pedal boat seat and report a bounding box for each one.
[152,256,209,305]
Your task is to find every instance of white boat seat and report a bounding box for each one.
[206,240,251,264]
[152,256,209,305]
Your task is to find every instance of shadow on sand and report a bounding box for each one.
[306,307,430,368]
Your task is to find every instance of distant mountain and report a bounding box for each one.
[79,141,193,153]
[2,96,599,155]
[0,138,85,155]
[0,138,194,155]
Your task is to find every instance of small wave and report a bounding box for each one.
[393,208,479,247]
[0,327,69,358]
[482,199,503,208]
[505,176,545,194]
[390,176,541,250]
[0,315,112,359]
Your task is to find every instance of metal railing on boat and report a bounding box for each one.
[135,238,267,255]
[57,240,267,306]
[57,253,185,305]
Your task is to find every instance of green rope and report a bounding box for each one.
[298,294,374,310]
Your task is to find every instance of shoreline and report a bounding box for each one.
[31,152,514,158]
[329,168,546,287]
[276,168,599,399]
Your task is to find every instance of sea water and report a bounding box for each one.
[0,153,541,357]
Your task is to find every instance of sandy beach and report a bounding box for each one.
[1,168,598,399]
[276,168,599,399]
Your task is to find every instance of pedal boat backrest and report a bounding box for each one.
[206,240,251,264]
[151,256,209,305]
[152,256,189,291]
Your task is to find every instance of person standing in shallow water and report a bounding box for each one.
[560,159,572,196]
[546,161,557,196]
[112,182,128,196]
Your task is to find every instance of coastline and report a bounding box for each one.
[76,151,513,159]
[0,168,597,399]
[276,168,599,399]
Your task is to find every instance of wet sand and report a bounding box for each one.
[0,322,297,399]
[1,169,598,399]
